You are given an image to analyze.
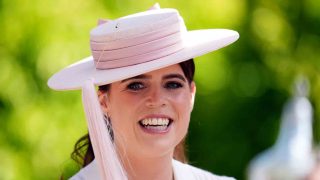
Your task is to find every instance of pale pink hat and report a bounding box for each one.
[48,7,239,90]
[48,4,239,180]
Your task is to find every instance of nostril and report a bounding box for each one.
[145,99,167,108]
[145,89,167,108]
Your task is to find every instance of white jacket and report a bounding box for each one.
[70,159,235,180]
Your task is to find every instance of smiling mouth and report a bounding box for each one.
[138,118,173,133]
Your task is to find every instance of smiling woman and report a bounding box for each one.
[98,62,195,180]
[48,3,239,180]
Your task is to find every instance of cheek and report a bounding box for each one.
[170,91,193,126]
[109,93,139,116]
[170,90,193,113]
[108,107,136,146]
[107,96,137,131]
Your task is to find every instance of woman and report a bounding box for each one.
[48,4,239,180]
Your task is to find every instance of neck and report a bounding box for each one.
[120,151,174,180]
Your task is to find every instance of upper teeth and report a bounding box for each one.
[141,118,170,126]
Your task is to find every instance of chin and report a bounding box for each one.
[137,140,178,159]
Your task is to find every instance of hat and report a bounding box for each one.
[48,8,239,90]
[48,4,239,180]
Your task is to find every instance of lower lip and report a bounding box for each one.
[139,123,172,134]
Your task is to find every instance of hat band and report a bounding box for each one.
[92,32,182,61]
[90,19,185,69]
[94,41,183,69]
[90,22,181,51]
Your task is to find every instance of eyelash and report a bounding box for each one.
[126,81,183,91]
[165,81,183,89]
[127,82,145,91]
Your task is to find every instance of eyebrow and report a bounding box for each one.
[163,73,186,82]
[120,73,186,83]
[121,74,151,83]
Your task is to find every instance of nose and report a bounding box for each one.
[145,87,167,108]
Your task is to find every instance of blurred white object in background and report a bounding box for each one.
[248,77,315,180]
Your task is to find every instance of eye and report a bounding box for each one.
[127,82,145,91]
[165,81,183,89]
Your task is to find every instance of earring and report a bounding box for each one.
[104,114,114,141]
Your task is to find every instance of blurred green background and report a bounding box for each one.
[0,0,320,179]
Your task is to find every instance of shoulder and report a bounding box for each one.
[69,160,101,180]
[69,159,235,180]
[172,160,236,180]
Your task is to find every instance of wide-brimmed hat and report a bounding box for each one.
[48,7,239,90]
[48,4,239,180]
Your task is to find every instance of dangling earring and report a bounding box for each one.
[104,114,114,141]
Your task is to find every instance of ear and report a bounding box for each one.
[190,81,196,110]
[98,90,109,115]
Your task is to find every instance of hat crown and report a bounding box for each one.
[89,8,186,69]
[90,9,182,42]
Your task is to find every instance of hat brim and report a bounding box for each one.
[48,29,239,90]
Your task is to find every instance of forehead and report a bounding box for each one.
[107,64,185,92]
[142,64,183,76]
[120,64,184,82]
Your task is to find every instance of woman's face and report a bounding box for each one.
[99,64,196,159]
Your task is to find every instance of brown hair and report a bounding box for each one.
[71,59,195,168]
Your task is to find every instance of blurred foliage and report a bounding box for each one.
[0,0,319,179]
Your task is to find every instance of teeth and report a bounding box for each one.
[152,118,157,125]
[141,118,170,126]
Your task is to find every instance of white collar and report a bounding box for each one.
[70,159,233,180]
